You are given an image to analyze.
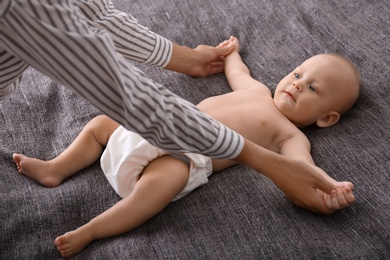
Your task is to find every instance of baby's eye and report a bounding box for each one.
[294,73,300,79]
[309,85,317,92]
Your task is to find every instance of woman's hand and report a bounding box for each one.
[165,41,235,77]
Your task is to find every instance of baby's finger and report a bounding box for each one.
[330,189,340,209]
[335,188,348,207]
[323,193,332,209]
[217,40,230,48]
[344,189,356,203]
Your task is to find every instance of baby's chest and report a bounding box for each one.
[245,108,293,151]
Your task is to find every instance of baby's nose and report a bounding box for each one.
[292,82,302,91]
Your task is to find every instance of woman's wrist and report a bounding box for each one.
[164,43,198,76]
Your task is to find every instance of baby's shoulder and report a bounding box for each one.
[277,121,310,145]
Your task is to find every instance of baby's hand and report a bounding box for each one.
[217,36,240,53]
[323,182,355,211]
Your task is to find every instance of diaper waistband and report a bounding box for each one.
[168,153,191,167]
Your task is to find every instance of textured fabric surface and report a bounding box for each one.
[1,0,389,259]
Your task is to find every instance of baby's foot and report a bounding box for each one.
[54,228,94,258]
[13,153,62,187]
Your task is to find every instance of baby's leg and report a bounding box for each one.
[13,115,119,187]
[54,155,190,258]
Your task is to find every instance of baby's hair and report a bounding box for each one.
[325,53,361,115]
[326,53,361,89]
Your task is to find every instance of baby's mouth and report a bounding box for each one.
[284,91,296,102]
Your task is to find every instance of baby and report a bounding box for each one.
[13,36,358,258]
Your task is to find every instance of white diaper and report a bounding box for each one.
[100,126,212,201]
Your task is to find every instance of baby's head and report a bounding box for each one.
[274,54,360,128]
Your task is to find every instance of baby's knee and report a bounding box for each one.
[88,115,113,129]
[88,115,119,145]
[93,114,110,124]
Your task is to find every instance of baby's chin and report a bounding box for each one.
[273,99,317,128]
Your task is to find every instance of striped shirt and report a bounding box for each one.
[0,0,244,159]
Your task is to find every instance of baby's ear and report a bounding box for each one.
[316,111,340,128]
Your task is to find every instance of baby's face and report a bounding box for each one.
[274,54,356,127]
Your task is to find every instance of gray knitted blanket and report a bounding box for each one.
[1,0,389,259]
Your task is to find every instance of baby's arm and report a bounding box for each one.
[280,135,355,214]
[218,37,270,93]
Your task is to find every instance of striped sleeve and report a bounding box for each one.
[75,0,172,67]
[0,49,28,100]
[0,0,244,159]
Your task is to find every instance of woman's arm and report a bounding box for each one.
[0,0,243,159]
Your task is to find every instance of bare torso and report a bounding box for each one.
[196,87,306,171]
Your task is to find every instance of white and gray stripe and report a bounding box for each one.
[0,0,244,159]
